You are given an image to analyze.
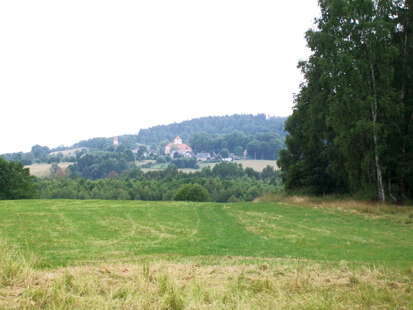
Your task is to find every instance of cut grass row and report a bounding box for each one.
[1,238,412,309]
[0,199,412,308]
[0,200,411,268]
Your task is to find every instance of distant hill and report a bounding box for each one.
[70,114,286,150]
[2,114,287,162]
[136,114,287,145]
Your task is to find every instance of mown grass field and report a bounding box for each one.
[24,162,73,178]
[0,199,412,309]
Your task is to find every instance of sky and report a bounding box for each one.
[0,0,320,154]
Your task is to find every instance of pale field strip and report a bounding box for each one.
[49,148,88,156]
[26,159,278,177]
[25,162,72,178]
[199,160,279,172]
[1,255,411,309]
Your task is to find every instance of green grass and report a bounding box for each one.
[0,199,412,309]
[0,200,411,268]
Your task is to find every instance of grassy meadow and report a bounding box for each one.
[0,199,412,309]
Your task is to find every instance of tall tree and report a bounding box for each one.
[279,0,412,202]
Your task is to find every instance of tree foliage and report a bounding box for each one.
[190,131,284,160]
[70,150,134,179]
[37,162,280,203]
[138,114,287,145]
[278,0,413,203]
[173,183,210,202]
[0,157,36,199]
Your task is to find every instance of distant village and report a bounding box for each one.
[130,136,242,162]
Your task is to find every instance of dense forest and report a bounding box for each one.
[72,114,286,152]
[37,163,280,202]
[189,131,283,160]
[136,114,287,146]
[278,0,412,203]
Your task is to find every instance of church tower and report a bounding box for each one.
[174,136,182,144]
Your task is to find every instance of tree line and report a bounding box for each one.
[278,0,412,204]
[1,145,75,165]
[136,114,287,146]
[37,163,280,202]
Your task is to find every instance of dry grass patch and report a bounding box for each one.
[1,258,412,309]
[1,234,412,309]
[257,192,413,222]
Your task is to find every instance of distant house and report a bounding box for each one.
[165,136,192,156]
[196,153,210,161]
[185,151,195,158]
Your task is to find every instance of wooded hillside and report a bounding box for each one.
[136,114,287,145]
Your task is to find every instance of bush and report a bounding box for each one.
[173,184,210,202]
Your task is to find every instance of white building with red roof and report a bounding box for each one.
[165,136,192,155]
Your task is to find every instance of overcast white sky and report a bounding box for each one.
[0,0,320,154]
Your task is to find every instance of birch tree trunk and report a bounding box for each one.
[369,63,386,203]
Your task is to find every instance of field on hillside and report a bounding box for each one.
[24,162,73,178]
[26,160,277,178]
[236,159,279,171]
[139,159,278,173]
[0,200,412,309]
[49,148,88,156]
[195,159,278,172]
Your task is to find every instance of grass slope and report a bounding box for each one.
[0,200,412,309]
[0,200,411,268]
